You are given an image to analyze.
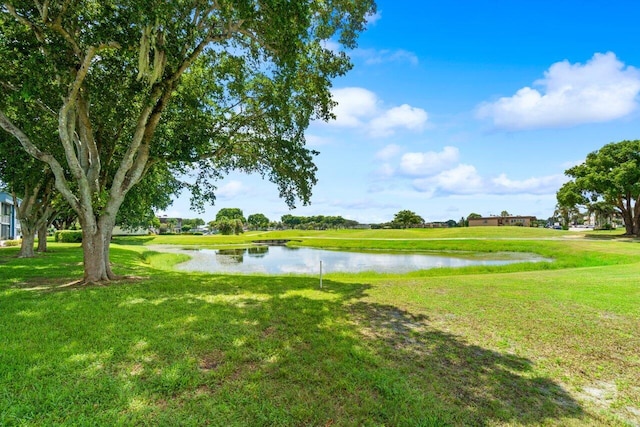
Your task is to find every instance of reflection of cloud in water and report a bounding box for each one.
[158,246,550,275]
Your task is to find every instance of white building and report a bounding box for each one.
[0,191,20,240]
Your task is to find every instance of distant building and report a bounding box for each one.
[468,216,537,227]
[0,191,20,240]
[424,222,449,228]
[158,217,183,233]
[112,226,151,236]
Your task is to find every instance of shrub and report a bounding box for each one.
[55,230,83,243]
[3,239,21,247]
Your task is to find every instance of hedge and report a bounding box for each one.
[54,230,83,243]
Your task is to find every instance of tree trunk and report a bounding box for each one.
[81,226,110,283]
[621,207,634,235]
[18,230,35,258]
[37,224,48,252]
[79,213,119,283]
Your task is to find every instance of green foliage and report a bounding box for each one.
[281,214,360,230]
[181,218,205,229]
[2,239,20,247]
[0,0,375,280]
[247,213,270,230]
[563,140,640,235]
[391,210,424,229]
[215,208,245,223]
[214,218,244,235]
[54,230,83,243]
[116,164,182,231]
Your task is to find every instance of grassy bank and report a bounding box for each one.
[1,230,639,425]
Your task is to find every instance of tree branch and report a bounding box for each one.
[0,109,80,212]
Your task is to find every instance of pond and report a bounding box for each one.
[153,245,551,275]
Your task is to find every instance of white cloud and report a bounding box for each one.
[375,144,402,161]
[353,48,419,66]
[326,87,428,137]
[413,167,566,197]
[399,146,459,177]
[413,164,485,195]
[217,181,247,199]
[489,173,566,194]
[477,52,640,130]
[330,87,379,127]
[369,104,428,137]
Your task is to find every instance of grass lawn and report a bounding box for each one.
[1,228,639,426]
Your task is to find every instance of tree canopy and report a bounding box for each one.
[247,213,270,230]
[0,0,375,282]
[216,208,245,223]
[280,214,359,230]
[391,210,424,229]
[560,140,640,235]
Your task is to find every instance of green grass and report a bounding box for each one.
[1,230,639,426]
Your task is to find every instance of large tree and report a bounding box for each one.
[0,0,374,283]
[561,140,640,236]
[247,213,269,230]
[392,210,424,229]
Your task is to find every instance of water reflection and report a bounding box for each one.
[216,246,270,263]
[169,246,550,275]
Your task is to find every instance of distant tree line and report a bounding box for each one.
[280,214,360,230]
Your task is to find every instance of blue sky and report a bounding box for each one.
[160,0,640,224]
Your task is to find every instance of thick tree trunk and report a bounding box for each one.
[621,207,634,235]
[79,213,119,283]
[37,224,48,252]
[81,226,110,283]
[18,230,35,258]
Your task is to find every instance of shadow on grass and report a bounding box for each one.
[583,231,639,241]
[0,248,584,425]
[348,302,582,424]
[111,236,156,246]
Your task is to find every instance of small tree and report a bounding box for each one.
[214,218,243,235]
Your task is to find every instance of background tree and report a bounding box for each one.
[247,213,270,230]
[0,134,57,257]
[0,73,61,256]
[115,163,181,231]
[181,218,205,231]
[465,212,482,226]
[216,208,246,224]
[0,0,375,283]
[555,181,588,228]
[561,140,640,235]
[500,210,511,217]
[392,210,424,229]
[213,218,243,235]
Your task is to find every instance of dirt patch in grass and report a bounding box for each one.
[577,382,640,426]
[199,350,225,372]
